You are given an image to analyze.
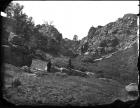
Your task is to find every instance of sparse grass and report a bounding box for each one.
[71,43,138,85]
[2,62,134,106]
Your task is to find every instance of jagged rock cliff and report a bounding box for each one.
[78,14,138,59]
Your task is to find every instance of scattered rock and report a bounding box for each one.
[21,66,31,73]
[55,72,68,77]
[125,83,138,92]
[98,78,115,83]
[44,66,48,71]
[84,52,89,55]
[86,72,95,77]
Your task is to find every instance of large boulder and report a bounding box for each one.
[125,83,138,92]
[8,32,25,46]
[125,83,139,97]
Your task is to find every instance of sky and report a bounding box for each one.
[12,1,138,40]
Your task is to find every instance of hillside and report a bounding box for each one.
[72,41,138,85]
[69,13,138,85]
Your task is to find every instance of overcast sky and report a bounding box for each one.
[13,1,138,40]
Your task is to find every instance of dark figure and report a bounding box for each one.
[68,58,72,68]
[68,58,73,75]
[47,59,52,72]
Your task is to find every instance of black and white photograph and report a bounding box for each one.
[1,0,139,107]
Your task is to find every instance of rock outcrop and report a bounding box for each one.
[78,14,138,59]
[37,24,62,55]
[2,45,33,67]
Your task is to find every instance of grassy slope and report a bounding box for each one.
[72,42,138,85]
[2,63,137,106]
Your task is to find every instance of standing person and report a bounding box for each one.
[47,59,52,72]
[68,58,72,75]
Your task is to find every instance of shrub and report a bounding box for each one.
[81,55,95,63]
[79,67,87,72]
[52,57,69,68]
